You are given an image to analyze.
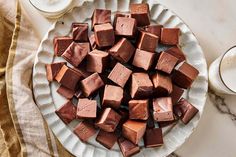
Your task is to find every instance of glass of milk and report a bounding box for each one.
[209,46,236,94]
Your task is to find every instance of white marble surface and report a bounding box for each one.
[20,0,236,157]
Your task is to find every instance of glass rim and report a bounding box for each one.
[219,45,236,93]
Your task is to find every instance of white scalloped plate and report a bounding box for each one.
[33,0,208,157]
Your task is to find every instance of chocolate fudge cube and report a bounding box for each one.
[108,63,132,87]
[137,31,159,52]
[118,137,140,157]
[153,97,174,122]
[96,108,121,132]
[86,49,109,73]
[74,121,96,142]
[172,62,199,89]
[115,17,137,37]
[144,128,163,148]
[46,62,66,81]
[113,12,130,27]
[151,73,173,96]
[72,23,88,42]
[166,46,186,63]
[80,73,104,97]
[55,65,83,91]
[130,3,150,26]
[170,85,184,104]
[102,85,123,109]
[62,42,90,67]
[96,130,117,149]
[155,51,178,74]
[91,9,111,29]
[53,37,73,56]
[174,98,199,124]
[130,73,153,99]
[122,120,146,144]
[77,99,97,119]
[161,28,180,45]
[94,23,115,47]
[132,49,155,70]
[109,38,135,63]
[144,25,163,37]
[55,100,76,124]
[57,85,75,99]
[129,99,149,120]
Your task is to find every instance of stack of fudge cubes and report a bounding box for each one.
[46,3,199,157]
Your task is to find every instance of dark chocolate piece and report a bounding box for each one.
[172,62,199,89]
[174,98,199,124]
[153,97,174,122]
[109,38,135,63]
[91,9,111,29]
[165,46,186,63]
[130,3,150,26]
[144,25,163,37]
[170,85,184,105]
[77,98,97,119]
[151,73,173,96]
[136,31,158,52]
[144,128,163,148]
[57,85,75,99]
[132,49,155,70]
[96,108,121,132]
[46,62,66,81]
[129,99,149,120]
[72,23,88,42]
[115,17,137,37]
[74,121,96,142]
[113,12,130,27]
[94,23,115,47]
[80,72,104,97]
[96,130,117,149]
[53,37,73,56]
[122,120,146,144]
[102,85,123,109]
[55,100,76,124]
[108,62,132,88]
[62,42,90,67]
[156,51,178,74]
[161,28,180,45]
[118,137,140,157]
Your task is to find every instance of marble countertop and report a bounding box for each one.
[20,0,236,157]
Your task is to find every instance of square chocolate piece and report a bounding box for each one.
[132,49,155,70]
[102,85,123,109]
[153,97,174,122]
[57,85,75,99]
[108,63,132,87]
[96,130,118,149]
[74,121,96,142]
[115,17,137,37]
[72,23,88,42]
[130,3,150,26]
[166,46,186,63]
[172,62,199,89]
[144,25,163,37]
[86,49,109,73]
[155,51,178,74]
[80,73,104,97]
[129,99,149,120]
[55,100,76,124]
[46,62,66,82]
[130,73,153,99]
[96,108,121,132]
[122,120,146,144]
[77,98,97,119]
[91,9,111,29]
[174,98,199,124]
[94,23,115,47]
[144,128,163,148]
[137,31,159,52]
[55,65,83,91]
[118,137,140,157]
[151,73,173,96]
[62,42,90,67]
[53,37,73,56]
[170,85,184,105]
[113,12,130,27]
[109,38,135,63]
[161,28,180,45]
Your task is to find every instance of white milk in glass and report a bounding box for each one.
[209,46,236,94]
